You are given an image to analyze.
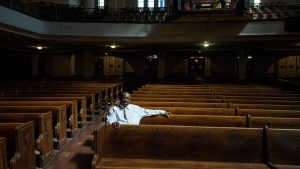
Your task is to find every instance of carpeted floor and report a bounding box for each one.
[44,117,103,169]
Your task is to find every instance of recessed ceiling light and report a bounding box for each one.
[37,46,43,50]
[203,41,210,47]
[110,45,116,49]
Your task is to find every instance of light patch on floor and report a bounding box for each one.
[59,151,73,158]
[76,141,84,146]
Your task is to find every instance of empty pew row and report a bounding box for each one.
[140,114,300,129]
[131,97,223,103]
[220,95,300,101]
[131,93,219,98]
[133,91,214,95]
[0,112,52,168]
[93,124,300,169]
[144,107,300,118]
[0,106,67,150]
[0,137,7,169]
[0,96,87,128]
[0,101,78,138]
[131,101,229,108]
[140,86,288,93]
[2,93,95,121]
[0,122,35,169]
[132,101,300,111]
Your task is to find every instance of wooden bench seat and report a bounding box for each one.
[249,116,300,129]
[0,137,7,169]
[93,124,268,169]
[140,115,247,127]
[216,92,300,97]
[0,112,53,167]
[95,158,268,169]
[267,128,300,168]
[0,96,87,128]
[131,97,223,103]
[224,99,300,105]
[131,101,228,108]
[3,93,94,121]
[0,101,78,138]
[0,106,67,149]
[133,91,213,95]
[237,109,300,118]
[0,122,35,169]
[230,103,300,110]
[144,107,236,115]
[221,95,300,101]
[131,93,218,98]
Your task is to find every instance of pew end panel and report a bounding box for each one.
[0,122,36,169]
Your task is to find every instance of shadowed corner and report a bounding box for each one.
[70,153,94,169]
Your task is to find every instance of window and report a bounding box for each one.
[98,0,104,7]
[148,0,154,7]
[138,0,144,7]
[158,0,165,7]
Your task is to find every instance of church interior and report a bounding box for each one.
[0,0,300,168]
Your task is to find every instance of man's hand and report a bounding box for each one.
[161,111,172,118]
[112,122,120,128]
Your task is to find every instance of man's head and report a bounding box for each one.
[119,92,131,107]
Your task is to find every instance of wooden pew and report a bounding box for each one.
[131,97,223,103]
[224,99,300,105]
[140,115,247,127]
[131,93,219,98]
[93,124,269,169]
[249,116,300,129]
[131,101,228,108]
[0,122,35,169]
[144,107,236,115]
[0,101,78,138]
[237,108,300,118]
[216,91,300,97]
[0,137,7,169]
[133,91,213,95]
[221,96,300,101]
[0,112,53,167]
[0,106,67,149]
[229,103,300,110]
[267,127,300,168]
[0,96,87,128]
[2,93,94,121]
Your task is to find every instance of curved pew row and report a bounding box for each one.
[0,96,87,128]
[0,101,78,138]
[0,112,52,168]
[0,122,35,169]
[93,124,269,169]
[0,106,67,150]
[0,137,7,169]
